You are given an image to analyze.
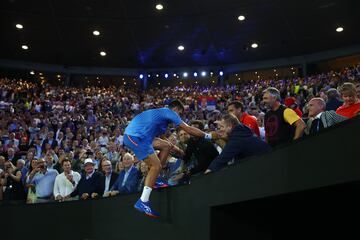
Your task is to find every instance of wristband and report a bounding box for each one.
[204,133,212,140]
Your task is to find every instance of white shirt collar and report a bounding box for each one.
[86,170,95,179]
[315,112,323,119]
[105,171,112,178]
[124,165,134,173]
[63,170,73,176]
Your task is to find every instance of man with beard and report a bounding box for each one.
[262,87,306,148]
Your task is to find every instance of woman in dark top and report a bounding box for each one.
[1,161,26,202]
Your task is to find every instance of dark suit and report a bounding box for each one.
[70,171,104,198]
[111,166,140,194]
[102,172,119,193]
[208,124,271,172]
[305,110,347,136]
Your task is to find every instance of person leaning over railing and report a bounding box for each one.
[205,114,271,173]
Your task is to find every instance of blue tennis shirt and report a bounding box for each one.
[125,108,183,141]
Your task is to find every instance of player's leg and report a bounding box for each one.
[153,137,172,167]
[124,135,161,217]
[143,153,162,190]
[133,153,162,217]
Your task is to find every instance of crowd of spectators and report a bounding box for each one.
[0,63,359,204]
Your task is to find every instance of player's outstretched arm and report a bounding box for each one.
[179,122,212,140]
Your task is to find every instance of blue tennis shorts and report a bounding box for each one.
[123,134,155,161]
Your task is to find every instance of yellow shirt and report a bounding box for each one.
[283,108,300,125]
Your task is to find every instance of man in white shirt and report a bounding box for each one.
[53,158,81,201]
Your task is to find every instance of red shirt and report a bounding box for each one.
[293,107,303,118]
[239,112,260,137]
[336,102,360,118]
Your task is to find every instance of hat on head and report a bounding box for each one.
[84,158,94,165]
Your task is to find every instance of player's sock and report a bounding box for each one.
[140,186,152,202]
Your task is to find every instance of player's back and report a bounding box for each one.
[124,108,182,140]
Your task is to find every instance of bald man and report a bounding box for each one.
[305,98,347,136]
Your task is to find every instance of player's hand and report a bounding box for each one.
[204,169,211,174]
[210,131,219,140]
[91,192,98,199]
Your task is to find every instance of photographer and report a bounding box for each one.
[0,160,25,203]
[26,158,59,203]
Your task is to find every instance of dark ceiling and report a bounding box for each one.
[0,0,360,69]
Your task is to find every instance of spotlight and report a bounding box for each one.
[30,71,35,75]
[16,24,23,29]
[336,27,344,32]
[93,30,100,36]
[148,74,151,77]
[100,51,106,56]
[201,71,207,77]
[219,71,224,76]
[183,72,188,77]
[139,74,144,79]
[238,15,245,21]
[156,4,164,10]
[251,43,258,48]
[193,72,198,77]
[178,45,185,51]
[165,73,169,78]
[21,45,29,50]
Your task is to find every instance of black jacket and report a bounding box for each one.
[183,137,219,175]
[102,172,119,192]
[208,124,271,172]
[70,171,104,198]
